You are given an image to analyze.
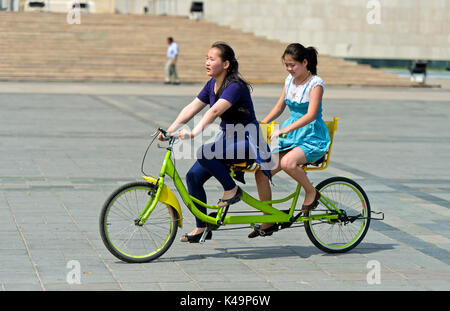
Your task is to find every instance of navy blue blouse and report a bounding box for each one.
[197,78,256,130]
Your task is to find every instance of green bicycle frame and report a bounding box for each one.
[138,147,341,226]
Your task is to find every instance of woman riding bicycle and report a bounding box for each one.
[159,42,271,243]
[249,43,331,238]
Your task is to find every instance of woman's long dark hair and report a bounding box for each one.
[211,42,252,102]
[282,43,318,75]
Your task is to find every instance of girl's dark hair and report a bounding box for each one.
[211,42,252,101]
[282,43,318,75]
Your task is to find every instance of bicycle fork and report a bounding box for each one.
[135,177,164,226]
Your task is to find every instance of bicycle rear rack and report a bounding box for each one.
[349,210,384,221]
[337,210,384,224]
[371,211,384,220]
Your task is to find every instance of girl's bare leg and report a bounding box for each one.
[254,152,284,230]
[279,147,317,205]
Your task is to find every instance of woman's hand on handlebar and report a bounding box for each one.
[157,128,192,141]
[157,128,175,141]
[157,132,169,141]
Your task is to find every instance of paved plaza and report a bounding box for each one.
[0,81,449,291]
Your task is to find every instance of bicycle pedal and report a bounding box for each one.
[249,224,265,236]
[251,223,262,231]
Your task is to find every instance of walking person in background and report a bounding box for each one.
[165,37,180,84]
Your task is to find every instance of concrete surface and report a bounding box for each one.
[0,80,449,291]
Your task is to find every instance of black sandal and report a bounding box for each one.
[248,223,279,238]
[180,230,212,243]
[217,187,242,207]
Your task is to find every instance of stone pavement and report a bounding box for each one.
[0,81,449,291]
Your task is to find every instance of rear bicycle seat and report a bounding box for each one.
[227,117,339,173]
[304,117,339,171]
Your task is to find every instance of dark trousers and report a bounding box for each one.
[186,139,250,228]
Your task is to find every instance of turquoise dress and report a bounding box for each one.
[274,75,331,163]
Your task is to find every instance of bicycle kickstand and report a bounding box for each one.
[199,228,212,244]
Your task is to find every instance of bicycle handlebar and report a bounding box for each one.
[158,128,178,141]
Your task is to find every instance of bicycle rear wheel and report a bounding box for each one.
[304,177,371,253]
[99,182,178,263]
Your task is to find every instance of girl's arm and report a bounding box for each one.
[166,97,207,132]
[280,85,323,134]
[159,97,207,140]
[187,98,232,138]
[261,87,286,123]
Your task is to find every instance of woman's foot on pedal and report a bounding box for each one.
[217,186,242,207]
[180,228,212,243]
[248,223,278,238]
[301,189,321,214]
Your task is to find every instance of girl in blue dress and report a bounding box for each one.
[249,43,331,238]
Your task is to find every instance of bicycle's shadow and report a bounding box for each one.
[157,242,396,262]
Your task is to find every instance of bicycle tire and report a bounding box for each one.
[304,176,371,253]
[99,181,178,263]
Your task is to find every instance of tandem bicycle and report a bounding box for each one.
[99,117,384,263]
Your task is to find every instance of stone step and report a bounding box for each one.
[0,11,416,87]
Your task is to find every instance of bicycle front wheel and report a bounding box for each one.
[99,182,178,263]
[304,177,371,253]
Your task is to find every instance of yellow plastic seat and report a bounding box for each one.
[228,121,277,174]
[304,117,339,171]
[228,118,338,173]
